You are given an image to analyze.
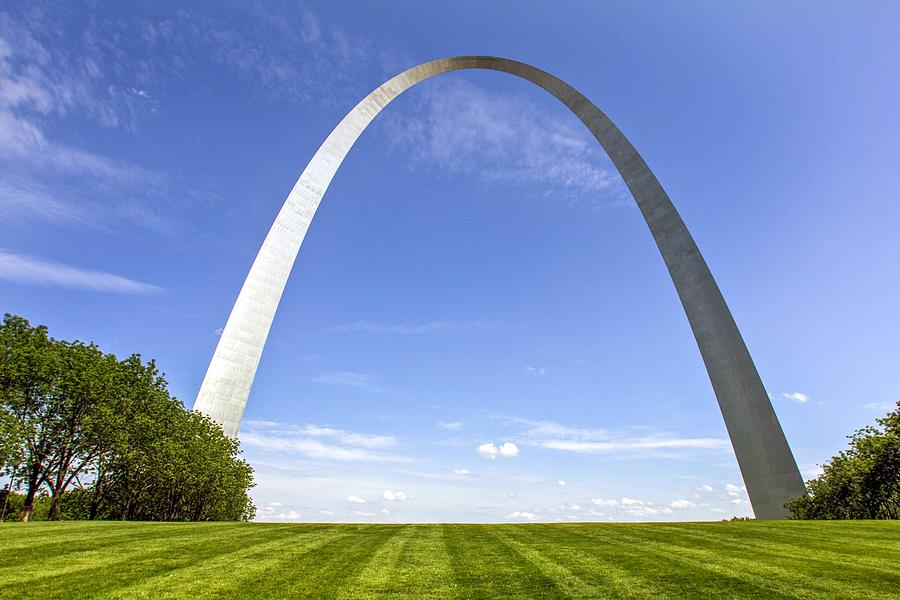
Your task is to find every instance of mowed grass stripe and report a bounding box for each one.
[1,521,897,599]
[0,523,271,585]
[442,524,565,598]
[555,523,843,598]
[647,522,900,576]
[223,524,400,599]
[654,521,900,559]
[337,525,455,599]
[503,523,749,599]
[337,525,414,599]
[558,523,900,598]
[0,521,207,556]
[602,522,900,594]
[490,525,624,599]
[494,524,665,599]
[1,523,308,597]
[107,525,345,599]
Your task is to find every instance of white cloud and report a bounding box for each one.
[590,498,618,507]
[453,468,471,475]
[476,441,519,459]
[524,366,547,376]
[670,499,695,509]
[537,438,730,453]
[800,463,824,480]
[505,511,537,520]
[555,480,567,487]
[864,402,896,411]
[308,372,383,394]
[621,497,644,507]
[0,16,198,235]
[698,484,714,493]
[353,511,375,516]
[327,320,487,335]
[0,250,163,294]
[587,510,605,517]
[725,483,742,497]
[438,421,464,430]
[381,508,390,515]
[503,417,730,457]
[382,490,409,502]
[383,78,626,207]
[624,505,674,517]
[294,424,395,449]
[346,496,367,504]
[477,442,498,459]
[239,420,406,463]
[781,392,811,403]
[499,442,519,458]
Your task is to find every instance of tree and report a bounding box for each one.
[0,406,26,521]
[0,313,255,522]
[786,401,900,519]
[0,314,62,522]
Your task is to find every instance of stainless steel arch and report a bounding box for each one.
[194,56,806,519]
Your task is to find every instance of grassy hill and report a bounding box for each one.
[1,521,898,598]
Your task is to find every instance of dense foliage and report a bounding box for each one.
[786,401,900,520]
[0,314,255,522]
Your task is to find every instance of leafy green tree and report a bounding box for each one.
[787,401,900,519]
[0,314,62,521]
[1,313,255,522]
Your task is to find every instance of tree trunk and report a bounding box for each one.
[17,485,36,522]
[89,480,103,520]
[47,493,61,521]
[17,464,42,522]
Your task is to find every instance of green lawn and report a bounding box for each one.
[1,521,898,599]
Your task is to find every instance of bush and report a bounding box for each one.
[786,401,900,519]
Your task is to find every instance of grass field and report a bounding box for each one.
[1,521,898,599]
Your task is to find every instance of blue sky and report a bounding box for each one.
[1,1,898,522]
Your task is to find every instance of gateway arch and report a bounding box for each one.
[194,56,806,519]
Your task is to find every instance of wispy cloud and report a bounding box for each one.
[499,416,730,457]
[383,78,627,207]
[245,421,396,449]
[0,249,163,294]
[781,392,811,403]
[325,320,488,335]
[308,371,384,394]
[863,401,896,411]
[168,4,405,109]
[0,10,203,235]
[536,438,730,453]
[382,490,409,502]
[438,421,464,430]
[239,420,406,463]
[505,511,537,520]
[524,366,547,376]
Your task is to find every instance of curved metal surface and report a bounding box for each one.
[194,56,805,519]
